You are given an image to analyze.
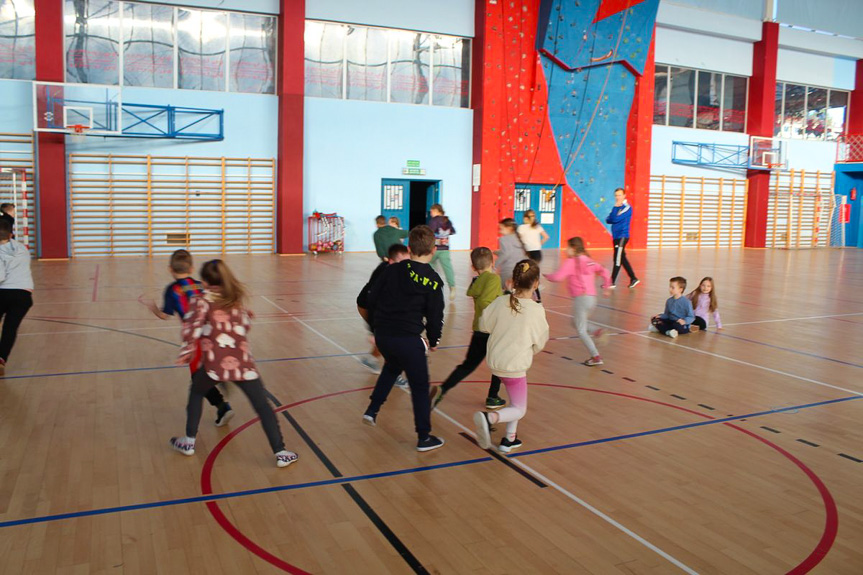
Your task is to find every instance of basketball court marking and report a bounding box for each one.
[546,309,863,397]
[259,295,700,575]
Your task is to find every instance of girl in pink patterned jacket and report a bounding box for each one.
[544,237,612,367]
[170,259,298,468]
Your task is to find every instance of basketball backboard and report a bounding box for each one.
[749,136,787,170]
[33,81,122,135]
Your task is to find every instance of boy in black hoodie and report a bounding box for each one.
[363,225,446,452]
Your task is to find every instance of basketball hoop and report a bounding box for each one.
[67,124,89,143]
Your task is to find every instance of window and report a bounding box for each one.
[65,0,121,85]
[654,65,748,132]
[774,82,849,141]
[304,21,471,109]
[123,3,173,88]
[62,1,276,94]
[668,67,695,128]
[0,0,35,80]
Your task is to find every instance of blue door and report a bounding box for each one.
[381,179,442,230]
[514,184,562,248]
[381,179,409,227]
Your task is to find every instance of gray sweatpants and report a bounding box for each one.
[573,295,599,357]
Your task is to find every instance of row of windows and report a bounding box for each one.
[654,66,748,133]
[305,21,471,108]
[774,83,848,141]
[0,0,277,94]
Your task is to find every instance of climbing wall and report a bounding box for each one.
[472,0,658,249]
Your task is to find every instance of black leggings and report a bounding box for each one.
[440,331,502,398]
[186,369,285,453]
[527,250,542,301]
[0,289,32,362]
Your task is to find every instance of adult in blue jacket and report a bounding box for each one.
[605,188,639,288]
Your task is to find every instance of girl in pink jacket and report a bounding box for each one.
[544,237,612,366]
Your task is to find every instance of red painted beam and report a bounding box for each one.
[847,59,863,135]
[276,0,305,254]
[745,21,779,248]
[34,0,68,259]
[624,35,655,248]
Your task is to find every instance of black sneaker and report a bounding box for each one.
[416,435,445,452]
[629,279,640,288]
[498,437,523,453]
[215,403,235,427]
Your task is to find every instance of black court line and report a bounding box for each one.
[797,439,820,447]
[645,385,660,391]
[670,394,687,400]
[697,404,716,411]
[265,391,428,574]
[622,377,636,382]
[760,426,781,434]
[458,433,547,488]
[561,356,573,361]
[601,369,614,374]
[838,453,862,463]
[29,317,180,347]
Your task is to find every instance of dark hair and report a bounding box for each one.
[387,243,409,260]
[429,203,444,215]
[0,218,11,241]
[375,215,386,225]
[688,276,718,313]
[499,218,527,251]
[470,247,493,271]
[567,236,588,256]
[670,276,687,290]
[509,259,540,313]
[408,225,436,257]
[0,203,13,212]
[523,209,539,228]
[200,259,247,309]
[169,249,193,274]
[614,187,626,195]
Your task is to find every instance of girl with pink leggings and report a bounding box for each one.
[473,260,549,453]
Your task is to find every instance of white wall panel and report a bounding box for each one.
[656,28,753,76]
[307,0,474,37]
[777,48,856,90]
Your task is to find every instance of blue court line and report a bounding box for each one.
[711,331,863,369]
[1,346,471,382]
[511,395,863,458]
[1,393,859,530]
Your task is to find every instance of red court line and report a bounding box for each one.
[201,382,838,574]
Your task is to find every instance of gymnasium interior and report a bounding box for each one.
[0,0,861,573]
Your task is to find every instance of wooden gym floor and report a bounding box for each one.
[0,248,861,574]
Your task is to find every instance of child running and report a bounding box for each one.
[473,260,549,453]
[172,259,298,468]
[649,276,695,338]
[427,204,457,300]
[363,225,446,452]
[544,237,612,366]
[430,247,506,410]
[357,243,411,389]
[688,277,722,331]
[373,215,409,262]
[518,209,549,302]
[495,218,527,292]
[143,249,234,426]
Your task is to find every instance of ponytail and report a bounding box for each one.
[200,259,248,309]
[508,259,540,314]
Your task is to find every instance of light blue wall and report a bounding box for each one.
[0,80,35,132]
[307,0,474,37]
[135,0,278,14]
[651,126,751,178]
[304,97,473,252]
[65,87,278,159]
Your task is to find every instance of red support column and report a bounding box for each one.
[276,0,305,254]
[745,21,779,248]
[625,36,655,248]
[34,0,68,259]
[847,59,863,135]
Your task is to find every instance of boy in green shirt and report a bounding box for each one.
[373,215,409,262]
[430,247,506,410]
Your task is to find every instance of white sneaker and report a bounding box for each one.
[275,450,298,468]
[648,324,659,333]
[170,436,196,456]
[360,355,381,374]
[473,411,492,450]
[449,287,456,301]
[394,375,409,389]
[666,329,679,338]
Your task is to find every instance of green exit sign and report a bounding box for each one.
[406,160,421,168]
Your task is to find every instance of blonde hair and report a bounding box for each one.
[200,259,248,309]
[509,259,540,313]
